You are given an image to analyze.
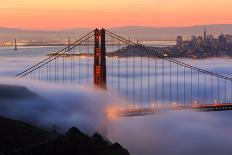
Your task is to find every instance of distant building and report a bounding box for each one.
[207,34,214,41]
[225,35,232,44]
[197,36,203,41]
[176,36,183,47]
[204,28,207,40]
[191,36,197,41]
[172,28,232,58]
[219,34,226,44]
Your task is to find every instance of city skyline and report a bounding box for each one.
[0,0,232,30]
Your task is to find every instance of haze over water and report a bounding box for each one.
[1,45,232,155]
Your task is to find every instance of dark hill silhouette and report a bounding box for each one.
[0,116,130,155]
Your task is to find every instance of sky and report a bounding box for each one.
[0,0,232,30]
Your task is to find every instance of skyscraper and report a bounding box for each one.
[204,28,207,40]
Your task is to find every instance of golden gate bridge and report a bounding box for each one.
[15,28,232,118]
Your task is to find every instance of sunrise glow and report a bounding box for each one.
[0,0,232,30]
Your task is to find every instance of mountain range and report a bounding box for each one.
[1,24,232,41]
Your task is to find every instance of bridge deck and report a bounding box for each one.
[106,103,232,118]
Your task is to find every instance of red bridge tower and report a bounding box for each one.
[94,28,106,89]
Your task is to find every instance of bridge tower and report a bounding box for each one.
[94,28,106,89]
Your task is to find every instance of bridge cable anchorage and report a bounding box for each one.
[105,30,232,82]
[15,33,94,78]
[14,31,94,79]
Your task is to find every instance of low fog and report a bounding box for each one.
[0,78,123,135]
[1,46,232,155]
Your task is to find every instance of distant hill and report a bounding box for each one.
[1,24,232,41]
[109,24,232,40]
[0,27,91,41]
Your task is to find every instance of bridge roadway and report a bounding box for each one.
[106,103,232,118]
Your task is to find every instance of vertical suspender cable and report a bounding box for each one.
[211,76,213,103]
[162,58,164,105]
[204,74,206,104]
[56,57,58,82]
[148,49,150,105]
[118,40,120,95]
[225,80,226,103]
[80,45,82,84]
[126,42,129,101]
[87,38,90,84]
[177,64,179,104]
[133,45,135,105]
[218,78,220,103]
[78,45,81,83]
[191,69,193,105]
[140,45,143,107]
[73,45,75,83]
[231,80,232,103]
[184,67,186,106]
[111,37,114,90]
[197,71,199,103]
[155,54,157,104]
[47,63,49,82]
[170,60,172,105]
[62,52,64,83]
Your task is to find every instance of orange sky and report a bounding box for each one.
[0,0,232,30]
